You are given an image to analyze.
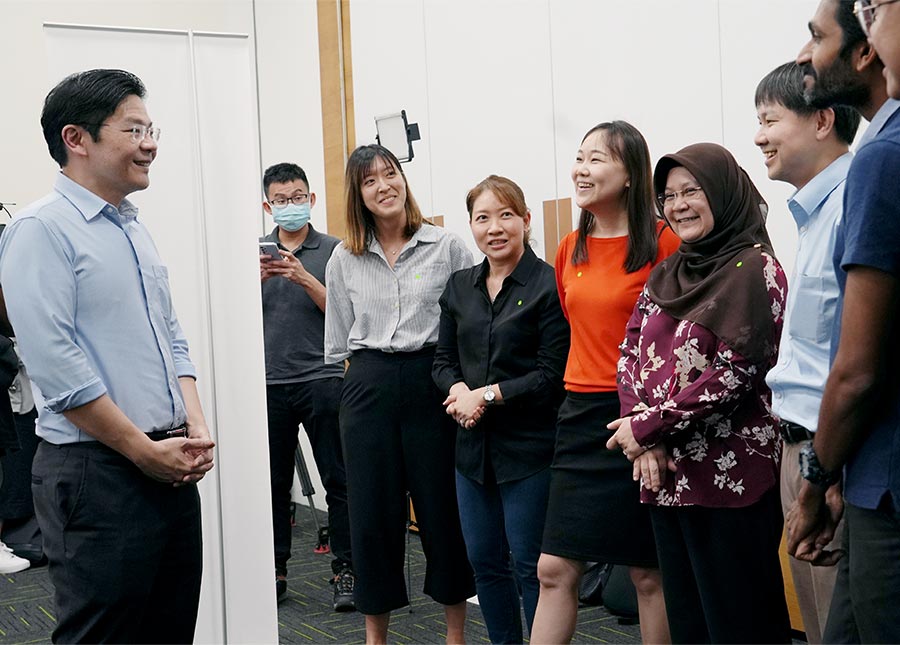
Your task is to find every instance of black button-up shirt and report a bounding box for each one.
[433,246,569,484]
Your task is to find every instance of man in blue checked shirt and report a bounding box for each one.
[0,69,214,644]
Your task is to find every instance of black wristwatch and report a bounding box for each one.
[799,442,840,488]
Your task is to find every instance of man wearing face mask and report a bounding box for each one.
[259,163,355,611]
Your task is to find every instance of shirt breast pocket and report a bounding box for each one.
[141,265,174,322]
[409,262,449,308]
[789,275,834,343]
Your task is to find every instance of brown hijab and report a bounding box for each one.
[647,143,779,364]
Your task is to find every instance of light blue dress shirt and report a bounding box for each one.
[766,152,852,433]
[0,173,195,444]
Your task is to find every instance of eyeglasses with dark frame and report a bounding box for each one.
[268,194,310,207]
[658,186,705,208]
[854,0,900,36]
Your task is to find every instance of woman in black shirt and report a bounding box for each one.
[433,175,570,644]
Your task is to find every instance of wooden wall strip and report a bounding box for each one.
[317,0,356,240]
[543,197,573,261]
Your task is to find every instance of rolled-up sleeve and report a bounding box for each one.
[0,218,107,411]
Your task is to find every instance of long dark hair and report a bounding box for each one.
[571,121,659,272]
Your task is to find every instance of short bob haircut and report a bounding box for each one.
[571,120,660,272]
[465,174,530,245]
[343,144,426,256]
[42,69,146,167]
[755,61,861,145]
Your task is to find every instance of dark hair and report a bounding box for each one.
[835,0,867,55]
[263,163,310,198]
[343,144,425,255]
[572,121,659,272]
[41,69,146,167]
[755,61,861,145]
[465,175,530,244]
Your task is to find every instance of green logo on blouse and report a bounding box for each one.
[517,299,523,306]
[414,274,422,280]
[736,261,743,268]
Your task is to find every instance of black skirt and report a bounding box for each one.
[541,391,658,567]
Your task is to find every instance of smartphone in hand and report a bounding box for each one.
[259,242,282,261]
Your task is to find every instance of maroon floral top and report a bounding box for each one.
[618,252,787,508]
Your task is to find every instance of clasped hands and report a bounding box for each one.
[606,416,675,492]
[443,383,485,429]
[785,480,845,567]
[138,424,215,487]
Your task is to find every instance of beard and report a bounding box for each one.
[801,57,870,109]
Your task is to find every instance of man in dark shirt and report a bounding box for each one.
[258,162,354,611]
[788,1,900,641]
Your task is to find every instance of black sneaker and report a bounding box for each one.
[276,574,287,601]
[331,569,356,612]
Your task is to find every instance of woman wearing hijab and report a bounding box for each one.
[607,143,792,643]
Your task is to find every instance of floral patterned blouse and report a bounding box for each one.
[618,252,787,508]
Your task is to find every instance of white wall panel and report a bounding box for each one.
[422,0,556,255]
[719,0,822,279]
[349,0,434,218]
[549,0,723,216]
[255,0,331,236]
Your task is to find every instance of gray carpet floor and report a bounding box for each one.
[0,506,643,644]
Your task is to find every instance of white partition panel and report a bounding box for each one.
[423,0,557,254]
[719,0,821,279]
[350,0,831,270]
[44,23,276,644]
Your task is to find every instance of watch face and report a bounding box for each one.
[483,387,495,403]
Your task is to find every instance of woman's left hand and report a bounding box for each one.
[605,416,645,461]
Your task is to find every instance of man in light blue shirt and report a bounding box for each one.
[755,61,860,644]
[0,69,214,643]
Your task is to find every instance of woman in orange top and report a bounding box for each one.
[530,121,680,644]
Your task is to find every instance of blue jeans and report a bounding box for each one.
[455,467,550,644]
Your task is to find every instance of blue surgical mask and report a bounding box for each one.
[272,202,311,232]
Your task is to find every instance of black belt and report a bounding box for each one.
[146,425,188,441]
[780,420,813,444]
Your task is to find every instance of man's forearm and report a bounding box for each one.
[61,394,155,463]
[179,376,210,436]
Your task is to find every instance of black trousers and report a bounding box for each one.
[650,487,791,644]
[266,377,351,575]
[31,440,202,644]
[340,349,475,615]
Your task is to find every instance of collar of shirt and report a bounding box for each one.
[473,245,539,288]
[856,98,900,149]
[788,152,853,229]
[54,172,139,225]
[265,224,322,250]
[366,222,441,260]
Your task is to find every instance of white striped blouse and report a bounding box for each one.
[324,224,474,363]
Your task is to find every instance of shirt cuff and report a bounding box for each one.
[43,377,107,413]
[630,411,662,448]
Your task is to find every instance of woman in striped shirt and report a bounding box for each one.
[324,144,475,645]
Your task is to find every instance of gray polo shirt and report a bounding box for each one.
[260,224,344,384]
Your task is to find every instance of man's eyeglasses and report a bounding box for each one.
[268,194,309,207]
[82,123,161,143]
[854,0,900,36]
[658,186,704,207]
